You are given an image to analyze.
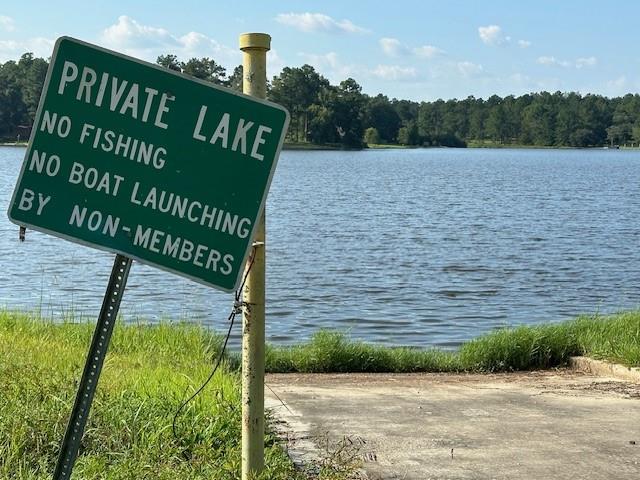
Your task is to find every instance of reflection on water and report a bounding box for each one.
[1,146,639,348]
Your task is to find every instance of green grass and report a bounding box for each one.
[0,311,351,480]
[458,310,640,371]
[265,331,458,373]
[2,310,639,478]
[265,311,640,373]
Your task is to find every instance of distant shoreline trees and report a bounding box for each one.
[1,52,639,149]
[0,53,48,141]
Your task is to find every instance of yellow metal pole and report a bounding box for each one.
[239,32,269,479]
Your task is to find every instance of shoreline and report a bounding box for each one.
[4,141,636,151]
[2,309,638,373]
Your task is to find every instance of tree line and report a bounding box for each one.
[0,54,48,141]
[1,52,639,148]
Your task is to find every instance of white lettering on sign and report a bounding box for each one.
[58,61,78,94]
[17,189,51,215]
[141,87,159,122]
[231,119,254,155]
[129,182,251,238]
[155,93,174,129]
[36,195,51,215]
[77,67,97,102]
[79,123,166,170]
[40,110,72,138]
[68,162,125,197]
[192,106,272,161]
[95,72,108,106]
[251,125,272,161]
[132,225,234,274]
[17,189,35,211]
[68,205,120,237]
[57,60,173,130]
[192,106,207,141]
[119,84,139,118]
[210,112,230,148]
[29,150,61,177]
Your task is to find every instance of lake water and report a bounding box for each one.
[1,146,638,348]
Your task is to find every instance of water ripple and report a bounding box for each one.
[1,147,639,348]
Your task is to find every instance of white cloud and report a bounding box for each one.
[275,12,368,34]
[575,56,597,68]
[102,15,173,49]
[379,37,408,56]
[413,45,443,58]
[371,64,417,81]
[607,75,627,90]
[267,49,286,77]
[99,16,238,64]
[380,37,443,59]
[301,51,341,69]
[478,25,510,46]
[602,75,633,97]
[505,72,554,93]
[298,52,418,83]
[509,72,531,83]
[298,51,357,81]
[537,56,570,67]
[0,37,55,62]
[518,39,532,48]
[457,61,483,77]
[0,15,15,32]
[538,55,597,69]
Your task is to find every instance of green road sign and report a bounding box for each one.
[8,37,289,292]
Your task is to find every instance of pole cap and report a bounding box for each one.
[239,33,271,52]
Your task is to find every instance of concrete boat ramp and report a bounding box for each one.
[266,370,640,479]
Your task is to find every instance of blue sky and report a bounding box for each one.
[1,0,637,101]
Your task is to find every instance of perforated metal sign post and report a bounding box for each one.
[8,36,289,292]
[6,36,288,480]
[53,254,132,480]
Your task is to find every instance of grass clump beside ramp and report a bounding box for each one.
[458,310,640,371]
[265,311,640,373]
[266,331,459,373]
[0,311,350,480]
